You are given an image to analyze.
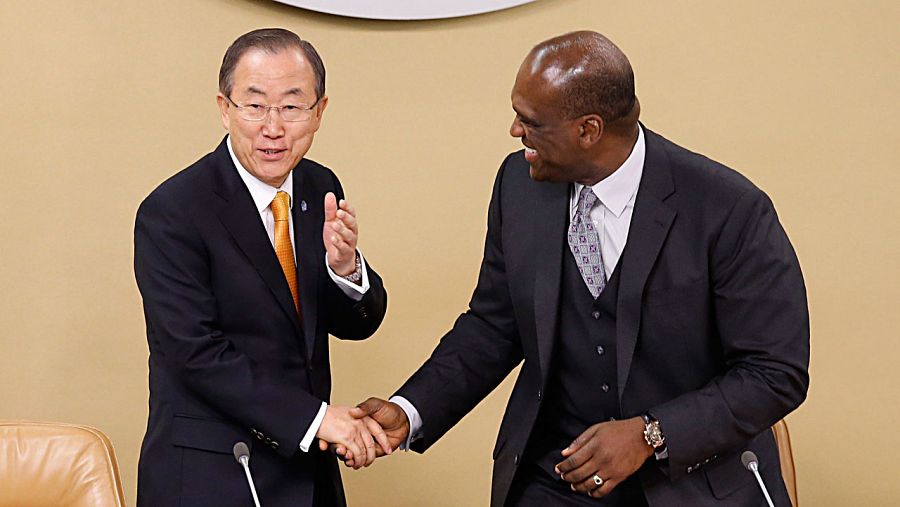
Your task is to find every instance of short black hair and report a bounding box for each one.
[218,28,325,100]
[533,31,636,122]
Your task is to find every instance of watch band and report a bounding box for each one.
[342,253,362,283]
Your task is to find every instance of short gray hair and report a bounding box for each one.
[218,28,325,100]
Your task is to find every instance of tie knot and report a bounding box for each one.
[577,186,598,214]
[271,191,290,222]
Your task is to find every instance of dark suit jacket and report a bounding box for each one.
[134,138,387,507]
[396,128,809,506]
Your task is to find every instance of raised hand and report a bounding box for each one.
[554,417,653,498]
[315,405,391,469]
[323,192,359,277]
[333,397,410,468]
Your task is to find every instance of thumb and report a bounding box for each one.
[318,439,328,452]
[348,406,368,419]
[356,397,385,417]
[324,192,337,221]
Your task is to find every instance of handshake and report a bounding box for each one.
[314,397,408,469]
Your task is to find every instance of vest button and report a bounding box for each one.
[596,345,605,356]
[591,310,601,319]
[601,383,610,393]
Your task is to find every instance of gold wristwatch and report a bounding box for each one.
[642,413,665,449]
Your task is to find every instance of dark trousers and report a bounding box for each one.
[311,461,339,507]
[506,465,648,507]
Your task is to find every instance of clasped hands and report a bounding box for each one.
[317,398,409,469]
[324,398,654,499]
[313,404,395,469]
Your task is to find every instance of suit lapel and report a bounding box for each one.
[211,140,304,337]
[533,180,569,384]
[292,165,321,363]
[615,129,676,399]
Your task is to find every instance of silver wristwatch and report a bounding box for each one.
[342,253,362,283]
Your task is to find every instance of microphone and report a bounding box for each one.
[233,442,262,507]
[741,451,774,507]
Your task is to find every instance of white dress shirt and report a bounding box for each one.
[393,126,646,449]
[227,136,370,452]
[570,125,645,280]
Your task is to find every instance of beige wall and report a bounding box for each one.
[1,0,898,505]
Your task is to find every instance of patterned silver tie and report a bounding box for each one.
[567,187,606,298]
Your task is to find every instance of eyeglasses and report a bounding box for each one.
[225,95,320,122]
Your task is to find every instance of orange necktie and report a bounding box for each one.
[271,191,300,314]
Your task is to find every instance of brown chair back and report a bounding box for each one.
[772,419,798,506]
[0,421,126,507]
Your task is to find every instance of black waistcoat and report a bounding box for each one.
[526,247,623,475]
[515,244,645,505]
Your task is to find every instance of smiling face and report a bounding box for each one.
[216,48,327,187]
[510,33,642,186]
[509,64,587,184]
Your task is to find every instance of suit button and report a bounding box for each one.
[596,345,605,356]
[272,441,279,449]
[514,454,519,465]
[592,310,601,319]
[537,390,542,400]
[601,383,610,393]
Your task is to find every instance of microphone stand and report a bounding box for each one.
[234,442,262,507]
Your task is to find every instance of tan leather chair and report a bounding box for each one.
[772,419,798,506]
[0,421,126,507]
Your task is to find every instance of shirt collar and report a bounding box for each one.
[574,125,645,218]
[226,135,293,213]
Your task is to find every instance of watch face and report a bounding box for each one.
[645,422,664,448]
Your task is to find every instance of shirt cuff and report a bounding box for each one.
[325,250,370,301]
[389,395,422,451]
[298,401,328,452]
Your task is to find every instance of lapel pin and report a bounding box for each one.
[300,200,308,212]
